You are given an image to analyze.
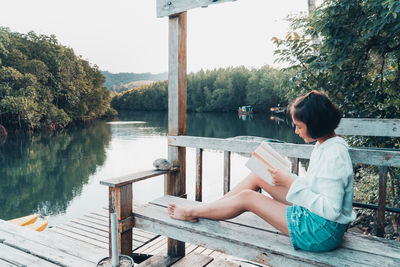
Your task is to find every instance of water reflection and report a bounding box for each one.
[1,111,302,224]
[0,122,111,220]
[238,114,254,121]
[116,111,302,143]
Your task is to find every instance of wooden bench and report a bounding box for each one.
[134,195,400,266]
[101,118,400,266]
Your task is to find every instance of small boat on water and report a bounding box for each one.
[238,105,253,115]
[270,106,286,115]
[7,214,48,232]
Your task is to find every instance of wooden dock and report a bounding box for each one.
[0,209,255,266]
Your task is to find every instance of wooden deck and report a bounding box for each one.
[0,209,255,267]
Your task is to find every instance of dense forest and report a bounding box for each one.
[0,27,116,132]
[111,65,290,113]
[102,71,168,92]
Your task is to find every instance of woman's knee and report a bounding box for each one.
[236,189,260,208]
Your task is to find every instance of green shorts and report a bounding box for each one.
[286,205,348,252]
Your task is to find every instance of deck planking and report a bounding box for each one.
[0,208,249,267]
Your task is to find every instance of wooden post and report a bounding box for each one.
[108,184,132,256]
[166,11,187,257]
[223,151,231,194]
[196,148,203,202]
[377,166,388,237]
[289,157,299,175]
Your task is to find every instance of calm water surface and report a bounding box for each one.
[0,111,302,227]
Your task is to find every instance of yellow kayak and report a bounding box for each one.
[8,214,39,226]
[7,214,48,232]
[24,220,48,232]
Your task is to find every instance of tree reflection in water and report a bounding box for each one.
[0,122,111,220]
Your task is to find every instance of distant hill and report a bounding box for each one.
[102,71,168,92]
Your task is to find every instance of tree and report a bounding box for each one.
[0,28,116,131]
[273,0,400,119]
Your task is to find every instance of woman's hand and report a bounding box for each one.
[268,168,294,188]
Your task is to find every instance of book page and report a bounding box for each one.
[245,141,291,186]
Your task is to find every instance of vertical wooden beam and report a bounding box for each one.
[108,184,132,256]
[377,166,388,237]
[223,151,231,195]
[289,157,299,175]
[196,148,203,202]
[166,11,187,258]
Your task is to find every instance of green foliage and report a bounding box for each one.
[274,0,400,120]
[274,0,400,208]
[112,66,287,113]
[111,80,168,111]
[0,27,116,131]
[102,71,168,92]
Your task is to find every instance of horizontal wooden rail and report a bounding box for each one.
[100,168,178,188]
[337,118,400,137]
[156,0,237,18]
[168,136,400,167]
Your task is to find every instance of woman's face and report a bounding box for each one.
[292,116,315,143]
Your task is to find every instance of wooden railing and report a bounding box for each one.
[167,117,400,237]
[101,118,400,256]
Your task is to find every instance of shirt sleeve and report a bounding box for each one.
[286,145,349,221]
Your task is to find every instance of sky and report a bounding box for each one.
[0,0,313,74]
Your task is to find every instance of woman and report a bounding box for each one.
[168,90,356,252]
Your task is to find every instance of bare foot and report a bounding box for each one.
[168,204,198,222]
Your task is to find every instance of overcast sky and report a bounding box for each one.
[1,0,313,74]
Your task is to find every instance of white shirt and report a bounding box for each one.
[286,136,357,224]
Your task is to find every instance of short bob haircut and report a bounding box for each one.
[289,90,342,139]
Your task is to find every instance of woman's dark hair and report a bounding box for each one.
[289,90,342,139]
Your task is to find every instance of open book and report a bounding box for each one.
[245,141,291,186]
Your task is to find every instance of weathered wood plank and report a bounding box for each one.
[289,157,299,175]
[156,0,237,18]
[56,224,109,244]
[206,258,240,267]
[191,246,207,255]
[69,219,109,235]
[196,148,203,202]
[0,243,58,267]
[90,210,108,218]
[167,10,187,258]
[168,136,400,167]
[152,195,400,258]
[73,213,159,243]
[167,12,187,137]
[0,258,17,267]
[136,196,400,266]
[172,253,213,267]
[48,227,109,249]
[100,169,174,187]
[137,255,182,267]
[75,215,108,228]
[337,118,400,137]
[0,221,99,265]
[223,151,231,194]
[134,204,315,266]
[377,166,389,237]
[108,184,132,256]
[134,236,167,254]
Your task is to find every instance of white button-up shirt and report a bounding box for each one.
[286,136,357,224]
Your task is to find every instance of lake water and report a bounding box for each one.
[0,111,303,227]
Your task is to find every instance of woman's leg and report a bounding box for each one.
[169,189,289,236]
[222,173,292,206]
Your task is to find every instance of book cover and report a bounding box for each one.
[245,141,291,185]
